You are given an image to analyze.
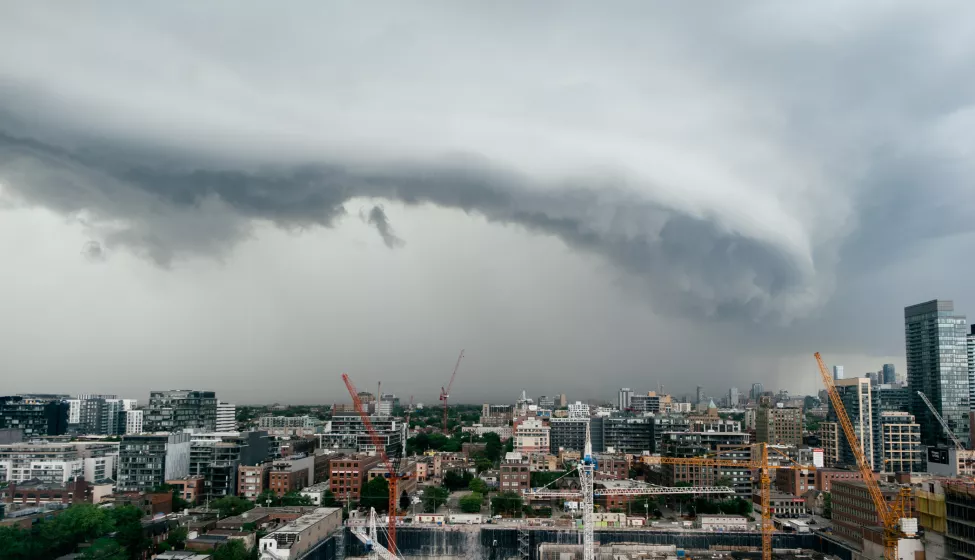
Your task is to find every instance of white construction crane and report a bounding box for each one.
[350,508,401,560]
[917,390,966,450]
[527,423,734,560]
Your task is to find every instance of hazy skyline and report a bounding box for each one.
[2,2,974,404]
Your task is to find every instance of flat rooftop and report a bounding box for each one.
[268,507,341,536]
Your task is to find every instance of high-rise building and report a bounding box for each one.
[968,325,975,412]
[189,431,269,499]
[117,432,191,493]
[750,383,764,401]
[537,395,555,410]
[0,396,69,438]
[878,411,922,473]
[728,387,740,408]
[558,394,567,408]
[882,364,897,385]
[618,388,633,411]
[320,414,406,457]
[629,393,660,414]
[756,405,803,446]
[833,365,845,381]
[124,409,144,434]
[145,390,218,433]
[601,417,654,454]
[216,402,236,432]
[549,417,589,454]
[828,377,875,470]
[696,386,704,405]
[905,300,970,447]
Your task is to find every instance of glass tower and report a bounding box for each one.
[905,300,970,447]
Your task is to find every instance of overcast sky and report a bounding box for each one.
[2,2,974,405]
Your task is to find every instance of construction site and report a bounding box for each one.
[325,352,930,560]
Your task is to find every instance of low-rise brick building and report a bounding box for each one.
[166,476,205,506]
[327,454,382,501]
[268,464,309,497]
[238,463,271,500]
[500,452,530,494]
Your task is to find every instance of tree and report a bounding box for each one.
[166,526,189,550]
[322,490,340,507]
[281,492,313,506]
[211,496,255,519]
[823,492,832,519]
[459,493,483,513]
[83,538,127,560]
[475,457,493,473]
[422,486,449,513]
[483,433,503,463]
[530,471,567,488]
[491,492,523,517]
[360,476,390,513]
[108,505,151,560]
[213,539,253,560]
[443,470,473,491]
[468,477,488,495]
[255,490,279,508]
[399,490,411,512]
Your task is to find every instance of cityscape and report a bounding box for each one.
[4,3,975,560]
[1,299,975,560]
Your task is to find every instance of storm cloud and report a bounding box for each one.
[2,1,975,401]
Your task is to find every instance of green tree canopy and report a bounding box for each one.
[360,476,390,513]
[443,470,473,491]
[212,539,253,560]
[459,493,484,513]
[491,492,524,517]
[211,495,255,519]
[422,486,449,513]
[468,477,488,495]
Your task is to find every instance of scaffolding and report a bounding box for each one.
[518,525,531,560]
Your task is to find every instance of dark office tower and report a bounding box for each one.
[882,364,896,385]
[905,300,970,447]
[968,325,975,411]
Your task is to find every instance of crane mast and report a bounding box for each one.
[815,352,913,560]
[342,373,407,556]
[439,349,465,434]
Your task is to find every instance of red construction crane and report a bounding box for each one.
[439,349,465,434]
[342,373,408,556]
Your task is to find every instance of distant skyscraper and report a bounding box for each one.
[728,387,740,408]
[696,386,704,405]
[750,383,764,401]
[833,366,844,381]
[906,300,970,447]
[618,388,633,411]
[882,364,896,385]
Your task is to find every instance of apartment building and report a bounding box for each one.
[166,475,205,505]
[0,441,118,484]
[500,452,530,494]
[238,463,271,500]
[757,404,804,446]
[259,416,316,438]
[0,396,69,438]
[321,414,406,458]
[145,390,218,433]
[269,464,309,497]
[117,432,191,493]
[878,411,922,473]
[327,454,382,501]
[514,418,550,454]
[480,404,514,427]
[832,480,913,548]
[216,402,236,432]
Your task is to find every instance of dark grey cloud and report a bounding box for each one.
[366,205,404,249]
[2,1,975,401]
[0,131,816,321]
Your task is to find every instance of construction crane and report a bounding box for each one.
[540,423,807,560]
[439,349,465,434]
[917,390,966,450]
[349,507,401,560]
[641,444,812,560]
[816,352,914,560]
[342,373,410,556]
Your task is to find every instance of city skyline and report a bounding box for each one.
[3,3,975,402]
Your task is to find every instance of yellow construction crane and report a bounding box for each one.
[815,352,913,560]
[643,442,813,560]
